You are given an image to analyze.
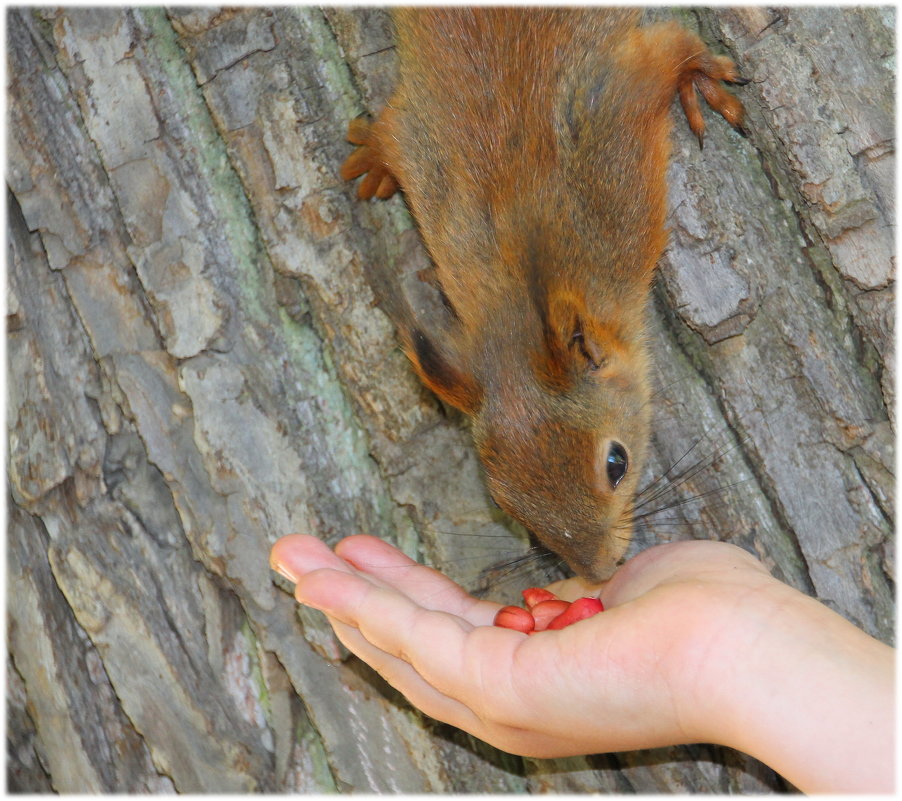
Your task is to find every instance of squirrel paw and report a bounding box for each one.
[340,116,399,199]
[675,49,748,149]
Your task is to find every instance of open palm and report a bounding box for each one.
[270,533,779,758]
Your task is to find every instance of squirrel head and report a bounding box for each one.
[403,286,651,583]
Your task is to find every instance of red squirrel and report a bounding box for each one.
[341,9,746,582]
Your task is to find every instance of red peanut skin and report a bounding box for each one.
[494,605,535,633]
[522,587,558,609]
[530,600,572,631]
[494,588,604,633]
[546,597,604,630]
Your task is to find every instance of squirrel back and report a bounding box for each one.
[341,9,745,581]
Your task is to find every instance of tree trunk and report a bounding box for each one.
[7,6,893,793]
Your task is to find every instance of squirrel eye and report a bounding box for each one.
[606,442,628,488]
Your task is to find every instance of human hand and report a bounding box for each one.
[271,534,894,792]
[269,534,782,758]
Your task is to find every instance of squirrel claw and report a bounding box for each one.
[340,115,400,200]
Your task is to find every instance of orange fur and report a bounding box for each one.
[341,9,744,581]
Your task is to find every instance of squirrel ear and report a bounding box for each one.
[404,328,482,415]
[536,292,608,390]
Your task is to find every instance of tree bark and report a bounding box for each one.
[7,6,894,793]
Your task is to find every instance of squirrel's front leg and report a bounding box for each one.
[625,21,748,148]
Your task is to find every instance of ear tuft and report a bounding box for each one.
[405,328,482,414]
[535,291,624,391]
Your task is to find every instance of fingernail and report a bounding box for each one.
[271,558,298,584]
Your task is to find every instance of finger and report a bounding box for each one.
[270,534,354,583]
[375,172,399,198]
[696,72,745,128]
[271,539,494,732]
[678,79,706,148]
[339,146,373,180]
[329,609,598,759]
[271,534,499,627]
[358,167,384,199]
[325,614,486,735]
[335,535,500,626]
[296,568,525,707]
